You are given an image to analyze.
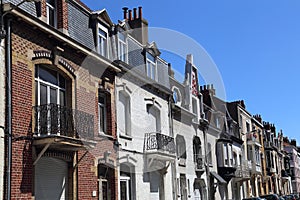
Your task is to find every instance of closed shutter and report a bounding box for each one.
[35,157,68,200]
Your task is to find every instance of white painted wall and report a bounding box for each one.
[116,75,173,200]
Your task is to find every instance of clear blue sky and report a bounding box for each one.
[82,0,300,143]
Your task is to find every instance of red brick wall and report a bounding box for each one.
[9,17,117,200]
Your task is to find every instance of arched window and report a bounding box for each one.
[146,104,161,133]
[176,135,186,159]
[35,65,66,106]
[172,87,181,105]
[118,91,131,136]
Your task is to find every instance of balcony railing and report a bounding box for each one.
[235,163,250,178]
[144,132,175,154]
[194,154,205,171]
[33,104,94,139]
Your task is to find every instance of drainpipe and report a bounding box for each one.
[5,18,12,200]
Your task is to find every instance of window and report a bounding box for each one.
[118,91,131,135]
[98,24,108,57]
[146,105,161,133]
[172,87,181,105]
[118,32,127,62]
[215,116,220,129]
[46,0,56,27]
[176,135,187,160]
[208,142,212,165]
[120,164,135,200]
[146,53,156,80]
[98,93,106,133]
[35,65,66,106]
[239,115,243,130]
[255,146,260,166]
[35,65,67,135]
[192,98,198,116]
[246,122,250,133]
[223,143,228,165]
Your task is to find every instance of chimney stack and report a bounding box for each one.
[122,7,128,20]
[138,6,142,19]
[128,10,132,20]
[133,8,137,19]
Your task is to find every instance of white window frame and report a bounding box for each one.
[35,65,66,136]
[118,91,131,136]
[118,32,127,62]
[146,53,156,80]
[98,93,107,134]
[46,0,56,27]
[120,176,131,200]
[97,23,108,57]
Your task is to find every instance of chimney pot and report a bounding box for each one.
[138,6,142,19]
[204,85,206,90]
[128,10,132,20]
[133,8,137,19]
[122,7,128,20]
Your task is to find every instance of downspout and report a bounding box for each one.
[5,18,12,200]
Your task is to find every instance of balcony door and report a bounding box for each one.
[35,65,67,135]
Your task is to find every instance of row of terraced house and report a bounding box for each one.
[0,0,300,200]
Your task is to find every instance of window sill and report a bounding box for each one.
[119,134,132,141]
[98,132,114,140]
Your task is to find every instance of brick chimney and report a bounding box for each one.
[124,7,148,45]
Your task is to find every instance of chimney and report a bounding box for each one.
[122,7,128,20]
[133,8,137,19]
[138,6,142,19]
[291,139,297,147]
[168,63,174,78]
[127,7,148,45]
[128,10,133,20]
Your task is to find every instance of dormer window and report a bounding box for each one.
[46,0,56,27]
[118,32,127,62]
[146,52,156,80]
[97,23,108,57]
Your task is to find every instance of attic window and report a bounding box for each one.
[97,23,108,57]
[146,52,156,80]
[46,0,56,27]
[118,32,127,62]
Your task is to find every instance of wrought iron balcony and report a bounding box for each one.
[234,163,250,181]
[33,104,94,140]
[144,132,176,158]
[194,154,205,171]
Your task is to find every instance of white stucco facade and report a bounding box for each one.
[116,74,174,200]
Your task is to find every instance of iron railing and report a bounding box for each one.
[144,132,175,154]
[33,104,94,139]
[235,162,250,178]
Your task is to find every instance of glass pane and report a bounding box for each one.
[35,81,38,105]
[40,84,47,105]
[119,32,125,42]
[47,0,55,6]
[147,62,151,78]
[39,66,57,85]
[99,28,107,38]
[146,52,155,62]
[59,74,65,88]
[99,105,104,132]
[151,64,155,79]
[98,95,105,104]
[60,90,65,106]
[120,181,127,200]
[48,8,55,27]
[102,181,108,200]
[50,87,57,104]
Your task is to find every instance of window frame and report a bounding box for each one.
[118,32,127,62]
[118,91,131,136]
[98,93,107,134]
[46,0,57,27]
[146,53,157,80]
[97,23,109,57]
